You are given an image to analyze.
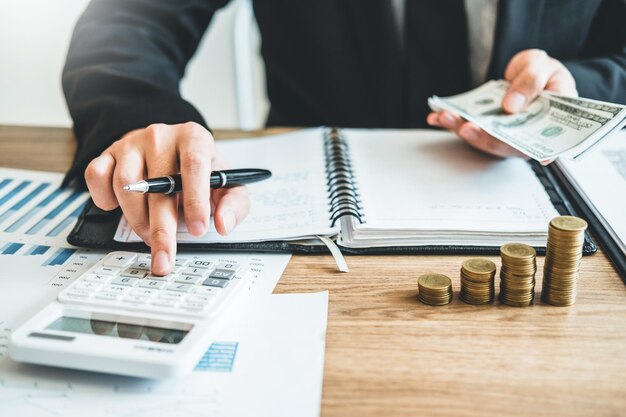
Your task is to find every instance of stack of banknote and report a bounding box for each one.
[429,80,626,163]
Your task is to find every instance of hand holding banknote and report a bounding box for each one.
[427,50,626,163]
[427,49,578,160]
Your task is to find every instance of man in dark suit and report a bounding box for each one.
[62,0,626,274]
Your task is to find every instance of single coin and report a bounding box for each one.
[501,243,536,259]
[418,273,452,291]
[550,216,588,233]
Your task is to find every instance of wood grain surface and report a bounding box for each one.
[1,125,625,417]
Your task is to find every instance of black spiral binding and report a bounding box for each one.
[324,128,364,227]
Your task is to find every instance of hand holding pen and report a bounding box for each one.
[84,122,261,276]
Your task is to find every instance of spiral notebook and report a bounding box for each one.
[68,127,597,255]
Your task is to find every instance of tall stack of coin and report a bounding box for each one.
[542,216,587,306]
[460,258,496,304]
[417,273,453,306]
[499,243,537,307]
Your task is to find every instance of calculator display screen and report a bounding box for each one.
[46,316,192,344]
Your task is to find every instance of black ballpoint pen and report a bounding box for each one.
[123,169,272,194]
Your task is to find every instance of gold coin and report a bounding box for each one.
[462,258,496,275]
[418,273,452,291]
[500,243,536,259]
[550,216,588,233]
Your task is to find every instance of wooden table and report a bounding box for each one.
[1,125,625,417]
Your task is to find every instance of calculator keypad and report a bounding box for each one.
[58,251,249,318]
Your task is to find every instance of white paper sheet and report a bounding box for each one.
[556,130,626,254]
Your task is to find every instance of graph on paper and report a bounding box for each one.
[0,168,89,247]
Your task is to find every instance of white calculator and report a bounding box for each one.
[9,251,253,379]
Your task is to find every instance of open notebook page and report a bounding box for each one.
[340,129,559,247]
[114,128,337,243]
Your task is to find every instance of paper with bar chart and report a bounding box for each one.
[0,168,90,248]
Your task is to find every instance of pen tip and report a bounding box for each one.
[123,185,130,191]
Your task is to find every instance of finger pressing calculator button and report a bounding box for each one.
[202,278,229,288]
[112,277,139,286]
[209,270,235,280]
[103,252,137,268]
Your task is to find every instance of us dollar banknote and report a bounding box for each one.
[429,80,626,162]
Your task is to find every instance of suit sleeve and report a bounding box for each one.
[562,0,626,104]
[62,0,230,186]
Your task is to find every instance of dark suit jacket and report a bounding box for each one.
[62,0,626,185]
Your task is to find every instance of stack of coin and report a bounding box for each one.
[542,216,587,306]
[417,273,453,306]
[499,243,537,307]
[460,258,496,304]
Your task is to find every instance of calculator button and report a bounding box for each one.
[137,280,166,290]
[216,263,240,272]
[190,260,213,269]
[193,286,223,296]
[166,283,194,293]
[131,288,158,297]
[103,252,137,269]
[84,274,110,284]
[137,255,151,264]
[188,294,215,303]
[102,284,130,294]
[202,278,229,288]
[112,276,139,287]
[95,292,122,301]
[151,298,179,308]
[61,289,92,299]
[174,275,204,285]
[209,270,235,280]
[181,267,209,277]
[73,282,102,292]
[120,268,148,279]
[183,300,213,310]
[131,261,150,270]
[94,266,120,276]
[122,295,149,305]
[158,291,187,301]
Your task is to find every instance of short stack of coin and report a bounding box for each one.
[460,258,496,304]
[499,243,537,307]
[417,273,453,306]
[542,216,587,306]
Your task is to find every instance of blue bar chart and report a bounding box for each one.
[0,182,50,224]
[41,247,77,267]
[0,241,75,267]
[25,190,84,236]
[0,180,31,208]
[5,187,64,232]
